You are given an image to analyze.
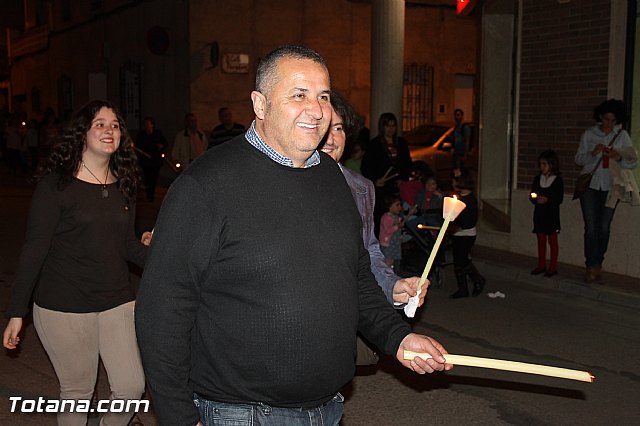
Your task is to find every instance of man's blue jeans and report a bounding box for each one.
[193,393,344,426]
[579,188,616,267]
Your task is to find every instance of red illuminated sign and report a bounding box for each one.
[457,0,471,15]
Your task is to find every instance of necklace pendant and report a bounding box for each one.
[102,186,109,198]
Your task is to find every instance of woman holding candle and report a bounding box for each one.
[529,150,564,277]
[320,90,424,307]
[361,112,412,188]
[361,113,412,234]
[574,99,637,282]
[2,99,148,426]
[449,170,485,298]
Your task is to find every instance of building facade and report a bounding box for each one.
[478,0,640,278]
[3,0,639,277]
[3,0,476,136]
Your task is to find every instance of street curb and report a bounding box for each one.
[474,259,640,311]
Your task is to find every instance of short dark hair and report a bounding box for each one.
[329,91,361,140]
[593,99,627,124]
[383,194,401,211]
[256,45,327,95]
[143,116,154,125]
[538,149,561,175]
[411,160,434,183]
[454,108,464,115]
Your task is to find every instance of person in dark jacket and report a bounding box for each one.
[361,112,412,235]
[208,107,245,147]
[449,170,485,299]
[361,112,412,187]
[529,150,564,277]
[135,45,451,426]
[135,116,167,201]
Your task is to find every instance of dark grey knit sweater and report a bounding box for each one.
[135,136,411,426]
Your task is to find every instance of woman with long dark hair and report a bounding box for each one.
[3,99,148,425]
[361,112,412,233]
[361,112,412,188]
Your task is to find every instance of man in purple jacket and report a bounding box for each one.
[319,91,426,308]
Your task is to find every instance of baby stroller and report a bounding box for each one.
[401,208,451,288]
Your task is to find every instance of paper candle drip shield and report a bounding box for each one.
[442,196,467,221]
[414,196,467,305]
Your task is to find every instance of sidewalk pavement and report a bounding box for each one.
[472,245,640,311]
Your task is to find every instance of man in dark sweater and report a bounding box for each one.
[208,107,245,147]
[135,45,451,426]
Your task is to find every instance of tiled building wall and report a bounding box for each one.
[518,0,611,189]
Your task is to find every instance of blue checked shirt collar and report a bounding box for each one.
[245,120,320,168]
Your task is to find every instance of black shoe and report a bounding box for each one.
[472,277,486,296]
[452,266,469,299]
[530,267,546,275]
[449,290,469,299]
[544,270,557,277]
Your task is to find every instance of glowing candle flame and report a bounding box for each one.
[531,192,538,198]
[443,196,466,221]
[175,163,181,168]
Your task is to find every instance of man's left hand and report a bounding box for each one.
[392,277,427,306]
[396,333,453,374]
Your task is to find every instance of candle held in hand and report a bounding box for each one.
[405,196,468,318]
[418,196,466,290]
[404,351,594,383]
[531,192,538,199]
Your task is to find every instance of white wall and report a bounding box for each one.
[479,188,640,278]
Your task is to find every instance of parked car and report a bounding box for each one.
[405,122,476,186]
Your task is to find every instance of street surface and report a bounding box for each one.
[343,272,640,425]
[1,174,639,425]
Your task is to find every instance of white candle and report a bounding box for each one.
[382,173,399,183]
[381,166,394,180]
[404,351,594,383]
[418,196,466,291]
[403,196,467,318]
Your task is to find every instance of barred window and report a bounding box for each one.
[402,63,434,132]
